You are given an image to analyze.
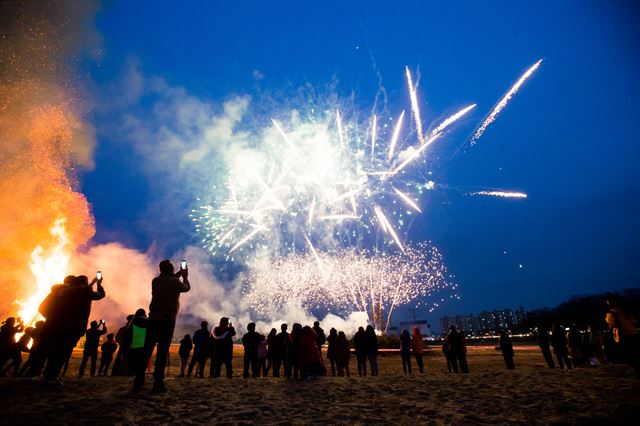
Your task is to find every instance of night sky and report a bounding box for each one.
[82,1,640,321]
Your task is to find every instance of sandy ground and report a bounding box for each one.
[0,347,639,425]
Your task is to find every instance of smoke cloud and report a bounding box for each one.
[0,1,102,316]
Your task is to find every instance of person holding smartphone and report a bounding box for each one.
[142,259,191,393]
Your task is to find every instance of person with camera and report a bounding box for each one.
[143,259,191,393]
[78,319,107,377]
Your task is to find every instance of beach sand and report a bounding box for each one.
[1,346,638,425]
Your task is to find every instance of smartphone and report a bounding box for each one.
[181,260,187,270]
[96,271,102,280]
[100,319,105,324]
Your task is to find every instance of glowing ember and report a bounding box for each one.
[16,218,70,326]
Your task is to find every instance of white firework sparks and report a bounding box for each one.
[243,243,456,333]
[471,191,528,198]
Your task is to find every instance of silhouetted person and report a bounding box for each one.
[188,321,209,378]
[143,259,190,393]
[178,334,192,377]
[411,327,425,373]
[536,326,555,368]
[126,309,148,392]
[606,294,639,377]
[274,323,289,377]
[457,330,469,373]
[288,323,302,379]
[587,324,606,365]
[19,321,45,376]
[365,325,379,376]
[353,327,367,377]
[551,323,572,369]
[442,340,452,372]
[312,321,326,359]
[258,336,268,376]
[265,328,277,376]
[39,274,105,386]
[98,333,117,376]
[567,325,583,367]
[111,314,133,376]
[335,331,351,377]
[79,320,107,377]
[400,329,412,375]
[212,317,235,378]
[300,325,323,378]
[326,328,338,376]
[0,317,24,374]
[243,322,261,378]
[498,329,515,369]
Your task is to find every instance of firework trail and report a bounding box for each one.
[471,191,528,198]
[405,67,424,144]
[470,59,543,145]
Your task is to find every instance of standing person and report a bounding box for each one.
[265,328,277,376]
[111,314,133,376]
[536,326,555,368]
[567,325,583,367]
[365,325,379,376]
[288,323,302,380]
[335,331,351,377]
[79,320,107,377]
[498,329,515,369]
[300,326,322,379]
[353,327,367,377]
[19,321,45,376]
[188,321,209,378]
[257,336,268,376]
[445,326,461,373]
[98,333,118,376]
[587,324,606,365]
[605,295,639,377]
[457,331,469,373]
[400,329,412,375]
[274,323,289,378]
[312,321,326,359]
[242,322,261,378]
[551,323,572,369]
[411,327,425,373]
[0,317,24,373]
[40,275,106,386]
[326,328,338,376]
[212,317,236,378]
[143,259,191,393]
[126,309,148,392]
[442,340,452,372]
[178,334,192,377]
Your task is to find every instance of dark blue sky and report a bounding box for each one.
[83,1,640,320]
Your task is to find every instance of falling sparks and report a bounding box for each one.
[243,243,455,332]
[471,59,543,145]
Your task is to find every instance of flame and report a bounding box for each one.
[16,218,70,326]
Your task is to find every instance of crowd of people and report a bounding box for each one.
[0,260,638,393]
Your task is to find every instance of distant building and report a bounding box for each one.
[440,307,526,336]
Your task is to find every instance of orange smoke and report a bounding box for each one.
[0,1,100,318]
